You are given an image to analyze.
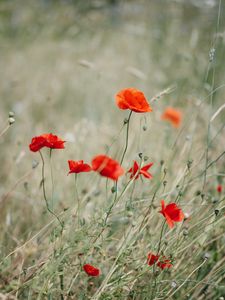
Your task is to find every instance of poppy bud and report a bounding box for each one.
[195,190,201,196]
[171,281,177,288]
[201,193,205,200]
[187,159,193,169]
[185,135,191,141]
[160,160,164,166]
[124,118,128,124]
[127,211,133,218]
[204,252,210,260]
[138,152,143,159]
[9,111,15,117]
[32,160,39,169]
[143,125,147,131]
[212,198,218,204]
[183,229,188,236]
[144,155,148,161]
[111,186,117,193]
[179,191,183,196]
[8,117,15,125]
[215,209,219,216]
[163,180,167,186]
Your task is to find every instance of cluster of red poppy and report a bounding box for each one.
[29,88,185,277]
[147,253,172,270]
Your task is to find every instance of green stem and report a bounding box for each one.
[120,111,132,165]
[39,151,63,230]
[74,174,80,226]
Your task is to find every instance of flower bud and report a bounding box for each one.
[142,125,147,131]
[8,117,15,125]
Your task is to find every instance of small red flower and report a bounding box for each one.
[161,107,182,128]
[68,160,92,174]
[92,154,124,181]
[157,257,172,270]
[42,133,65,149]
[147,252,159,266]
[83,264,100,277]
[159,200,184,229]
[29,133,65,152]
[217,184,222,193]
[128,161,153,180]
[116,88,152,113]
[29,136,47,152]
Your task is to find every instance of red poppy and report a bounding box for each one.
[147,252,159,266]
[128,161,153,180]
[159,200,184,228]
[92,154,124,181]
[29,133,65,152]
[217,185,222,193]
[115,88,152,113]
[29,136,47,152]
[68,160,92,174]
[161,107,182,128]
[83,264,100,277]
[42,133,65,149]
[157,257,172,270]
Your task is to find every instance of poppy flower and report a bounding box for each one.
[128,161,153,180]
[115,88,152,113]
[29,133,65,152]
[157,257,172,270]
[29,136,47,152]
[83,264,100,277]
[42,133,65,149]
[147,252,159,266]
[217,185,222,193]
[159,200,184,228]
[68,160,92,174]
[92,154,124,181]
[161,107,182,128]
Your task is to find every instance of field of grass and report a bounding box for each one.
[0,0,225,299]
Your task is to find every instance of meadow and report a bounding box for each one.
[0,0,225,299]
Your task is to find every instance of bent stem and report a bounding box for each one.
[74,174,80,226]
[39,150,64,230]
[120,110,132,165]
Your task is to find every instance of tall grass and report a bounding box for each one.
[0,0,225,299]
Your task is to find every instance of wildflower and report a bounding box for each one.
[83,264,100,277]
[42,133,65,149]
[157,257,172,270]
[161,107,182,127]
[29,133,65,152]
[128,160,153,180]
[92,154,124,181]
[147,252,159,266]
[217,185,222,193]
[29,136,47,152]
[115,88,152,113]
[159,200,184,228]
[68,160,92,174]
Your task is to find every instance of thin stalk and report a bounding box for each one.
[120,110,132,165]
[49,149,54,210]
[74,174,80,226]
[39,151,63,230]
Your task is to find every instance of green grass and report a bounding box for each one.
[0,0,225,299]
